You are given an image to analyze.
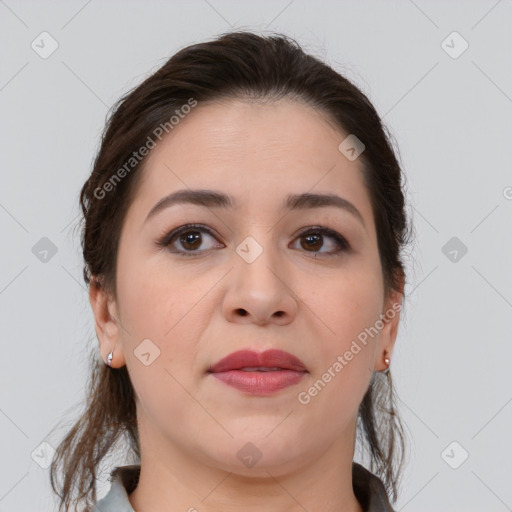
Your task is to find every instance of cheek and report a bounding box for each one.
[117,250,201,336]
[118,271,208,431]
[117,256,215,382]
[298,267,382,406]
[305,263,383,345]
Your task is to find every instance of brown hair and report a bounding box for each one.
[49,30,412,511]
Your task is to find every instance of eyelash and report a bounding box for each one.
[155,223,350,258]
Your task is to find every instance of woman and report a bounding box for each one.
[50,30,411,512]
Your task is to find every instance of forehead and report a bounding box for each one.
[129,99,373,226]
[145,98,346,169]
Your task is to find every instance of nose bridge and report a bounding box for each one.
[234,225,283,290]
[222,224,298,324]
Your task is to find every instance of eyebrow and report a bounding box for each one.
[144,189,366,228]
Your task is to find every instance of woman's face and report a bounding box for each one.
[93,98,402,475]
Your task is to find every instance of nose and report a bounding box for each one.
[221,242,298,326]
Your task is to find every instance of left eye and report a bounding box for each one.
[291,227,350,255]
[157,224,349,257]
[158,225,222,255]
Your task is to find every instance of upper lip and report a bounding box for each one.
[208,349,308,373]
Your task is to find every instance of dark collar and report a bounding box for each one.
[95,462,395,512]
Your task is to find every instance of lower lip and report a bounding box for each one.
[210,369,306,395]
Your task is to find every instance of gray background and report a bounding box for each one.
[1,0,511,510]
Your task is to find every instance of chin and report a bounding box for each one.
[201,434,308,476]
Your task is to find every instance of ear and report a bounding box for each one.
[89,276,126,368]
[374,274,404,372]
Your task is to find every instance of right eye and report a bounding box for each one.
[156,224,224,257]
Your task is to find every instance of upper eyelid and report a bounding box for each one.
[162,223,346,239]
[160,223,350,251]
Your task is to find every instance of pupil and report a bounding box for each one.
[182,232,200,249]
[303,234,321,251]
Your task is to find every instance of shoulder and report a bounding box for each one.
[352,462,396,512]
[91,465,140,512]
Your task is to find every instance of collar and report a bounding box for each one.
[93,462,396,512]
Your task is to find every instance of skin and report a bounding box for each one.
[90,98,402,512]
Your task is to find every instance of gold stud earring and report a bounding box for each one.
[381,355,391,375]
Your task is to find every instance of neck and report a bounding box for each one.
[129,416,364,512]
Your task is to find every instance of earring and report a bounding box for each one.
[381,356,391,375]
[106,344,116,367]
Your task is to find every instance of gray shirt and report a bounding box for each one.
[92,462,396,512]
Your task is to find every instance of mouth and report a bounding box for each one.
[236,367,286,371]
[207,349,308,395]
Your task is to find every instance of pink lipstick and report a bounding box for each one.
[208,349,307,395]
